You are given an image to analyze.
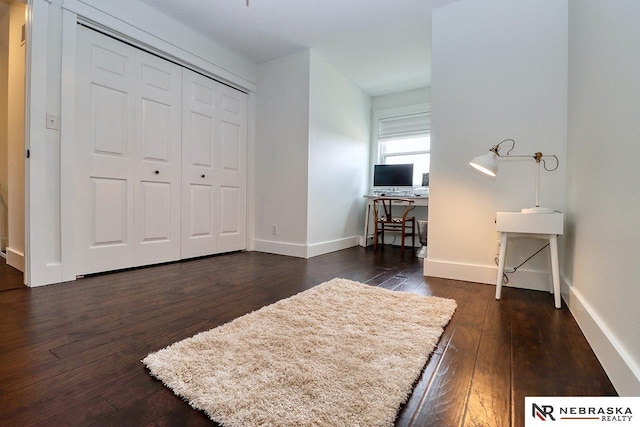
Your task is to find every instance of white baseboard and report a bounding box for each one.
[424,258,553,292]
[424,259,496,284]
[254,237,360,259]
[253,239,307,258]
[6,246,24,272]
[563,277,640,396]
[306,237,359,258]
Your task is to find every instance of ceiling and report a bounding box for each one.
[138,0,432,97]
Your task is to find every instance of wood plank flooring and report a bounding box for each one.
[0,256,23,292]
[0,247,615,426]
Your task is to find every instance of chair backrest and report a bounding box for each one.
[372,198,415,223]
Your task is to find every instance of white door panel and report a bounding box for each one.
[77,27,182,274]
[133,50,182,267]
[139,181,172,240]
[90,85,129,156]
[91,177,128,245]
[181,70,247,258]
[181,70,219,258]
[220,186,240,234]
[216,85,247,252]
[76,26,136,275]
[189,112,215,168]
[189,184,215,238]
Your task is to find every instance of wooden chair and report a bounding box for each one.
[372,198,416,255]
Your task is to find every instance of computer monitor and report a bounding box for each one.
[373,164,414,187]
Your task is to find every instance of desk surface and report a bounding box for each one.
[364,194,428,199]
[364,195,429,206]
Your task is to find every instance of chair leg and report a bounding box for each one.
[411,219,415,253]
[401,223,405,255]
[373,224,378,251]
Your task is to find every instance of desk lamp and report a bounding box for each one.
[469,139,559,214]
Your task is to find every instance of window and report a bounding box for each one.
[376,111,430,187]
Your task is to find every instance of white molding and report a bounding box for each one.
[306,237,359,259]
[253,239,307,259]
[424,258,558,293]
[563,277,640,396]
[25,0,51,286]
[61,0,256,92]
[253,237,360,260]
[245,92,257,251]
[425,259,496,284]
[59,8,77,283]
[372,103,431,119]
[6,247,25,272]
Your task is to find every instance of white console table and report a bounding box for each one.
[495,211,564,308]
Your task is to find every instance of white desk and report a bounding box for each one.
[495,211,564,308]
[362,195,429,247]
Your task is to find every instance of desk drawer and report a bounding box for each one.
[496,212,563,234]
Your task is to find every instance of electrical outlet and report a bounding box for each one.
[272,224,278,235]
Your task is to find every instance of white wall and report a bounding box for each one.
[7,0,24,271]
[254,49,371,258]
[0,3,8,252]
[307,50,370,256]
[565,0,640,395]
[371,87,430,112]
[426,0,568,289]
[254,50,310,255]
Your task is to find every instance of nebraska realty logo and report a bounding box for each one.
[525,397,640,426]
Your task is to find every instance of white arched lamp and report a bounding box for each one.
[469,139,559,214]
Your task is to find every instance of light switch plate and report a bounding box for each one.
[46,113,59,130]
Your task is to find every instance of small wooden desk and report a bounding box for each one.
[362,195,429,247]
[495,211,564,308]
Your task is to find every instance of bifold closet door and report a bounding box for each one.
[75,26,182,275]
[181,69,247,258]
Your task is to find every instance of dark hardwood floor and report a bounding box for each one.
[0,247,615,426]
[0,255,24,292]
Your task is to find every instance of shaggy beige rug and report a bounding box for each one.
[142,278,456,427]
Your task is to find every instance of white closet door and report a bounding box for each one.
[76,26,137,275]
[133,51,182,267]
[181,70,247,258]
[216,84,248,252]
[181,70,219,258]
[76,27,182,274]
